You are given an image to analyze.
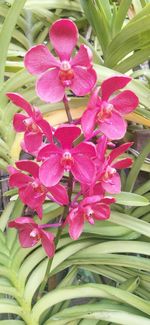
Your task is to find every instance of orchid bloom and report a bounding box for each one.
[8,160,68,219]
[38,125,96,187]
[94,137,133,194]
[67,195,115,240]
[82,76,139,140]
[24,19,97,103]
[8,217,55,257]
[7,92,52,154]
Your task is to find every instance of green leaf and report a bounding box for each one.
[112,0,132,36]
[125,142,150,192]
[105,15,150,68]
[0,0,27,89]
[112,192,149,206]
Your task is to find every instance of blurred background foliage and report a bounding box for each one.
[0,0,150,324]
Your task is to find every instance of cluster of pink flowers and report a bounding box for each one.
[7,19,139,257]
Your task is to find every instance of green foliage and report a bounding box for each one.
[0,0,150,324]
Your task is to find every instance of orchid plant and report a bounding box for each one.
[6,18,139,298]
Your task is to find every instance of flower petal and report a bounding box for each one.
[71,44,92,68]
[24,44,60,75]
[41,230,55,257]
[9,172,32,188]
[102,173,121,194]
[16,160,39,178]
[68,210,84,240]
[36,69,65,103]
[24,131,42,153]
[8,217,36,229]
[82,195,102,206]
[72,154,96,184]
[55,125,81,149]
[81,108,98,139]
[37,144,61,161]
[70,67,97,96]
[108,142,133,164]
[112,157,133,169]
[13,113,26,132]
[72,142,96,158]
[7,93,33,115]
[50,19,78,60]
[96,135,107,161]
[39,156,64,187]
[101,76,131,101]
[37,119,53,142]
[93,203,110,220]
[110,90,139,114]
[99,111,127,140]
[49,184,69,205]
[19,227,38,248]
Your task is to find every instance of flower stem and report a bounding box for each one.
[63,94,73,123]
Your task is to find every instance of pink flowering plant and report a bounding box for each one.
[6,19,139,298]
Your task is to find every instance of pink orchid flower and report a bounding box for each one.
[82,76,139,140]
[8,160,69,219]
[8,217,55,257]
[24,19,97,103]
[7,92,52,153]
[94,137,133,194]
[67,195,115,240]
[38,125,96,187]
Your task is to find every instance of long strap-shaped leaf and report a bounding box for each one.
[125,142,150,192]
[0,0,26,91]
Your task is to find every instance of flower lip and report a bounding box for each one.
[61,151,74,171]
[30,228,40,242]
[97,102,113,122]
[23,117,40,133]
[59,61,74,86]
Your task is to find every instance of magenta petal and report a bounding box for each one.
[87,87,101,110]
[112,157,133,169]
[99,111,127,140]
[7,93,33,115]
[49,184,69,205]
[72,142,96,158]
[41,230,55,257]
[50,19,78,60]
[35,206,43,219]
[108,142,133,164]
[39,156,64,187]
[37,119,53,142]
[81,108,97,139]
[9,172,32,188]
[24,131,42,153]
[19,184,38,208]
[36,69,65,103]
[97,135,107,160]
[93,204,110,220]
[68,210,84,240]
[72,154,96,184]
[24,44,60,75]
[13,113,26,132]
[71,67,97,96]
[101,76,131,101]
[82,195,102,206]
[93,182,105,198]
[8,217,36,229]
[37,144,61,161]
[55,125,81,149]
[110,90,139,114]
[102,173,121,194]
[71,45,92,68]
[16,160,39,178]
[19,227,38,248]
